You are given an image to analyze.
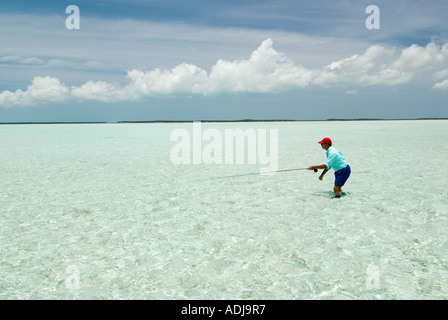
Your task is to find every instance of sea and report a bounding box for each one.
[0,120,447,299]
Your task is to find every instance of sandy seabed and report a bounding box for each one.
[1,120,447,299]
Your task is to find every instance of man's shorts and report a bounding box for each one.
[334,165,351,186]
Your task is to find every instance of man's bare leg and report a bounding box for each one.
[333,185,342,198]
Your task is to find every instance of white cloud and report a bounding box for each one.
[20,57,45,65]
[434,69,448,80]
[345,90,358,95]
[432,79,448,90]
[0,55,45,65]
[125,63,209,96]
[392,42,448,72]
[0,76,69,108]
[313,45,412,86]
[1,39,448,108]
[71,80,123,102]
[204,39,313,94]
[0,55,22,63]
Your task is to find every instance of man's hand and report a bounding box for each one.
[319,167,329,180]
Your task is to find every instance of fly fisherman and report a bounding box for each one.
[307,137,351,198]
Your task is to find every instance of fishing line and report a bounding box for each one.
[210,167,318,180]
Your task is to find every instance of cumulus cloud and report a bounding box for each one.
[125,63,209,96]
[0,76,69,108]
[392,42,448,72]
[314,45,413,86]
[205,39,314,94]
[71,80,124,102]
[1,39,448,108]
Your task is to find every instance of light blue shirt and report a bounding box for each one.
[325,146,348,172]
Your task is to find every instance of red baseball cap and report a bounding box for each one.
[318,137,332,145]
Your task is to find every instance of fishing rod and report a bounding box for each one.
[213,167,318,180]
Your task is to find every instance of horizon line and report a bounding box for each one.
[1,117,448,125]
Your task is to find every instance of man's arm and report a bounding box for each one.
[307,164,329,180]
[319,168,329,181]
[307,164,327,170]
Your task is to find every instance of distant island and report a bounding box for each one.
[0,121,108,125]
[117,118,448,123]
[1,118,447,125]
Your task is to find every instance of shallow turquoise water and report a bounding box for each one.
[1,120,447,299]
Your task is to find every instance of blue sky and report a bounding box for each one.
[1,0,447,122]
